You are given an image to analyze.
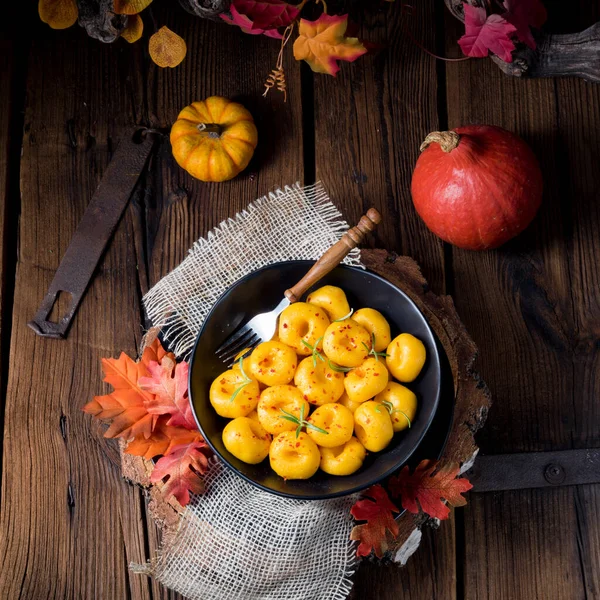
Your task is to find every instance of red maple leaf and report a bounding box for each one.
[138,357,197,430]
[388,460,473,521]
[458,4,517,63]
[150,441,211,506]
[232,0,299,31]
[350,485,400,558]
[221,4,282,38]
[503,0,547,50]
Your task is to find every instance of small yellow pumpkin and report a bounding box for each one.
[170,96,258,182]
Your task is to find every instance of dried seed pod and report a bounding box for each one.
[77,0,128,43]
[177,0,230,21]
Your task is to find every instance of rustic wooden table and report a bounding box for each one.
[1,2,599,599]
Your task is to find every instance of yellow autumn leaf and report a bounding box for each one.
[38,0,78,30]
[149,26,187,68]
[293,14,367,76]
[122,14,144,43]
[113,0,154,15]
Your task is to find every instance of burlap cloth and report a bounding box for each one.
[131,183,364,600]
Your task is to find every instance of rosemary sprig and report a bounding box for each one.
[376,400,412,428]
[327,360,353,373]
[229,356,252,403]
[301,336,325,368]
[361,333,389,362]
[333,308,354,323]
[279,404,329,438]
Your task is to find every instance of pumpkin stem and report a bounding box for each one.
[197,123,222,138]
[420,131,460,153]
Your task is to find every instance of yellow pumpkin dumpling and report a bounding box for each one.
[322,319,371,367]
[269,431,321,479]
[374,382,417,432]
[386,333,427,382]
[352,308,392,352]
[320,437,367,476]
[222,417,271,464]
[232,348,252,373]
[256,385,310,436]
[306,285,351,321]
[209,369,260,418]
[354,400,394,452]
[306,403,354,448]
[249,341,298,386]
[344,357,389,404]
[246,409,260,423]
[278,303,330,355]
[294,356,345,406]
[338,391,362,414]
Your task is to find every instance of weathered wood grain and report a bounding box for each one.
[0,20,163,600]
[313,0,456,593]
[444,3,600,597]
[313,0,447,294]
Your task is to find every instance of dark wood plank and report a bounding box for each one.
[443,4,600,599]
[350,520,456,600]
[313,0,447,294]
[0,21,158,600]
[313,0,455,594]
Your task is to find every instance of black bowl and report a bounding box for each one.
[189,261,442,499]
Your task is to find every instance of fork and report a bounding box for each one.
[215,208,382,365]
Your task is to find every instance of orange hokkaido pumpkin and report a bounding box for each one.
[170,97,258,182]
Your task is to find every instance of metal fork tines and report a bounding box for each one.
[216,329,260,365]
[215,297,290,365]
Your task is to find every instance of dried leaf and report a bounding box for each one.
[232,0,299,30]
[293,14,367,76]
[38,0,78,30]
[221,5,283,39]
[121,13,144,43]
[503,0,547,50]
[388,460,473,521]
[350,485,399,558]
[149,26,187,68]
[458,5,516,63]
[150,441,211,505]
[113,0,153,15]
[83,352,157,439]
[139,357,197,430]
[82,338,173,440]
[125,416,203,459]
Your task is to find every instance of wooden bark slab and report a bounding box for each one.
[122,247,491,571]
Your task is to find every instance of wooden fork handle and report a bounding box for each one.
[284,208,382,303]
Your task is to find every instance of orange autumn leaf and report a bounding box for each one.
[150,441,211,505]
[122,14,144,43]
[83,339,172,440]
[83,352,157,439]
[142,337,175,366]
[113,0,154,15]
[125,416,203,459]
[38,0,78,30]
[388,460,473,520]
[293,14,367,76]
[149,26,187,68]
[350,485,399,558]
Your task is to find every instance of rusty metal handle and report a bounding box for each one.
[28,130,158,339]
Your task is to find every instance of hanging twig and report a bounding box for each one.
[263,24,294,102]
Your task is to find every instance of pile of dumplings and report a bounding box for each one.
[209,285,427,480]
